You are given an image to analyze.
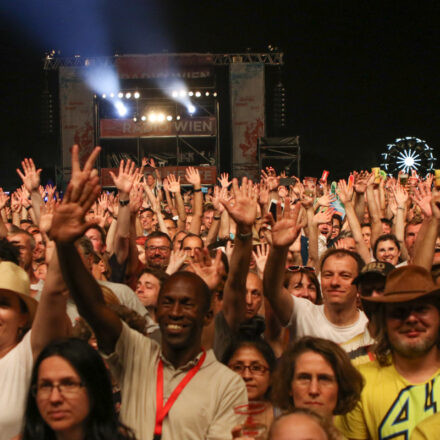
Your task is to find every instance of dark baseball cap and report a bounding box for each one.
[352,261,395,285]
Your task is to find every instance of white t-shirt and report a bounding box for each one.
[288,296,373,348]
[0,331,33,440]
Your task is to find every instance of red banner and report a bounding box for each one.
[101,166,217,186]
[115,54,214,79]
[100,117,217,138]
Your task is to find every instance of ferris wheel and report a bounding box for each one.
[380,136,436,177]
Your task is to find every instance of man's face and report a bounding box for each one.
[164,219,177,239]
[381,222,392,234]
[404,223,422,258]
[361,226,371,249]
[32,232,45,260]
[181,236,203,263]
[8,234,33,271]
[140,211,154,232]
[84,229,105,254]
[330,219,341,239]
[146,174,155,186]
[386,300,440,359]
[202,210,215,230]
[375,239,400,266]
[136,272,161,308]
[245,273,263,319]
[145,237,171,269]
[321,255,358,308]
[156,275,211,350]
[318,222,332,238]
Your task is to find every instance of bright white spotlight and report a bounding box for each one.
[125,92,132,99]
[172,90,178,98]
[187,105,196,114]
[102,93,107,99]
[141,115,147,121]
[118,92,123,98]
[148,113,157,123]
[115,101,127,117]
[213,92,217,97]
[166,115,173,121]
[134,92,140,99]
[205,91,210,96]
[176,115,181,120]
[157,113,165,122]
[133,116,138,122]
[109,93,115,98]
[179,90,187,98]
[188,91,194,97]
[195,91,201,97]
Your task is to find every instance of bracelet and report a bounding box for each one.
[193,188,202,193]
[397,206,405,211]
[236,231,253,240]
[119,199,130,207]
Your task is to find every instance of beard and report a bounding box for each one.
[391,332,438,358]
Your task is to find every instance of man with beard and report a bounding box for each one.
[337,265,440,440]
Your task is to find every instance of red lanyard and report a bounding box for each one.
[154,349,206,436]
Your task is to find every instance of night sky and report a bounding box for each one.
[1,1,440,188]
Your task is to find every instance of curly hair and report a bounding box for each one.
[271,337,364,415]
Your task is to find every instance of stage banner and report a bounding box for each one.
[100,117,217,138]
[59,67,95,173]
[101,166,217,186]
[230,63,265,179]
[115,54,214,79]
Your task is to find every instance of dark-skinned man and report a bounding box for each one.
[49,146,246,440]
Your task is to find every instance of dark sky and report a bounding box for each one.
[1,1,440,187]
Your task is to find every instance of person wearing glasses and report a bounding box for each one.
[22,338,135,440]
[223,338,277,424]
[144,231,172,270]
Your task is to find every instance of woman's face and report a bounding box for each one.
[291,351,338,419]
[375,239,400,265]
[287,273,318,303]
[228,346,271,401]
[0,291,28,352]
[36,356,90,437]
[136,273,161,307]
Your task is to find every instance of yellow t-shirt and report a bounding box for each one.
[410,412,440,440]
[336,360,440,440]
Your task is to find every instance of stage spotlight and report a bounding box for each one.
[102,93,107,99]
[125,92,132,99]
[110,93,115,98]
[133,116,138,122]
[176,115,181,120]
[148,113,157,123]
[195,91,201,97]
[118,92,123,98]
[141,115,147,121]
[187,105,196,114]
[115,101,127,117]
[166,115,173,121]
[134,92,140,99]
[157,113,165,122]
[172,90,178,98]
[188,91,194,97]
[205,91,210,96]
[179,90,187,98]
[213,92,218,97]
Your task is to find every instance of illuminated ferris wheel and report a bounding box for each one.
[380,137,436,176]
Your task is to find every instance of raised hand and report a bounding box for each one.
[189,248,223,291]
[109,159,138,195]
[252,243,269,276]
[129,184,143,214]
[212,186,227,213]
[412,181,432,217]
[70,145,101,202]
[266,198,302,249]
[218,172,232,189]
[392,183,408,208]
[167,173,181,193]
[220,177,257,228]
[312,207,335,226]
[185,166,201,187]
[0,189,10,210]
[317,192,336,207]
[165,249,188,275]
[261,168,279,191]
[337,179,354,205]
[16,158,42,192]
[39,198,55,233]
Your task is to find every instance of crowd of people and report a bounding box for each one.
[1,144,440,440]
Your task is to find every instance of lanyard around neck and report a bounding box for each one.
[154,349,206,436]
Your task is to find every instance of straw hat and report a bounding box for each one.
[361,265,440,303]
[0,261,38,322]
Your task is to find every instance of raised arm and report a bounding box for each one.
[392,183,409,261]
[167,173,187,231]
[263,200,301,326]
[186,167,203,234]
[50,146,122,354]
[16,158,43,224]
[220,178,257,330]
[365,173,383,248]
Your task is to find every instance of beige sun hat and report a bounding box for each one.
[0,261,38,322]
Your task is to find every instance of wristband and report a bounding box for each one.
[236,231,253,240]
[397,206,405,211]
[119,199,130,207]
[214,216,221,220]
[193,188,202,193]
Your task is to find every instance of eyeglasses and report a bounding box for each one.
[229,363,269,376]
[32,380,84,398]
[287,265,315,273]
[145,246,170,253]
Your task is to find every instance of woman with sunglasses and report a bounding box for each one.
[22,338,136,440]
[223,338,277,425]
[284,266,322,304]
